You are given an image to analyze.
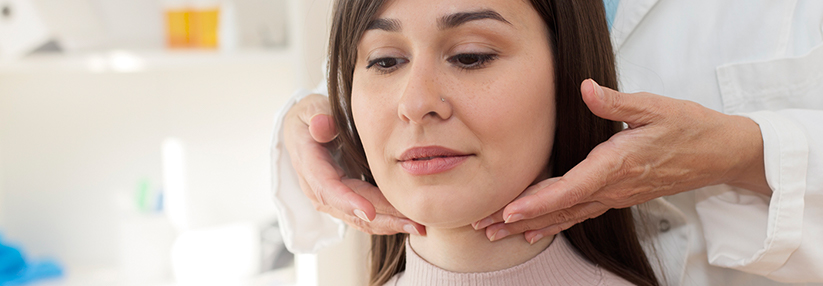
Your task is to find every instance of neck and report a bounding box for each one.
[408,224,554,273]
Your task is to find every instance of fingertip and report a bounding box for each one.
[579,78,594,95]
[345,196,376,222]
[402,224,419,235]
[353,209,372,223]
[484,223,504,241]
[527,232,544,245]
[472,217,495,230]
[580,79,605,110]
[502,200,528,222]
[405,222,426,236]
[414,223,427,236]
[504,213,523,224]
[309,114,338,143]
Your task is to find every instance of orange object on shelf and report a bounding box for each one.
[190,8,220,49]
[166,9,190,48]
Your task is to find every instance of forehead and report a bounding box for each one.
[374,0,537,28]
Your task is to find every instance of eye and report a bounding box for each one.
[366,57,408,74]
[448,53,498,70]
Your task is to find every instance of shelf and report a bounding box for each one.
[0,48,296,73]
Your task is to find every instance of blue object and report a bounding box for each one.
[604,0,620,31]
[0,244,25,281]
[0,235,63,286]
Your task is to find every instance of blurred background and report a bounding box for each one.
[0,0,367,285]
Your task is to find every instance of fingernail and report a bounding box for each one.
[529,234,543,245]
[354,209,371,222]
[403,224,419,235]
[590,80,603,100]
[505,214,523,224]
[309,114,324,125]
[490,229,510,241]
[473,218,494,230]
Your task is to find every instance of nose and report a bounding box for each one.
[397,60,453,125]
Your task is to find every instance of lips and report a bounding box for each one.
[398,146,472,175]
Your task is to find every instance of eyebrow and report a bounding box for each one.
[366,18,401,32]
[365,9,512,32]
[438,10,512,30]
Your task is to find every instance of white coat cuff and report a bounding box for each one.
[696,110,807,276]
[270,85,345,254]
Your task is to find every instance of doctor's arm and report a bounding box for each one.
[478,80,823,282]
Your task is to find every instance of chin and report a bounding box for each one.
[391,189,503,229]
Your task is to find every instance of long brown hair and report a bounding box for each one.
[327,0,659,285]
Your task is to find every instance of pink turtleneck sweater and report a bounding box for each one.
[382,234,635,286]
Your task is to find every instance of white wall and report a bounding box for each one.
[0,55,296,273]
[317,229,369,286]
[288,0,333,89]
[0,141,4,225]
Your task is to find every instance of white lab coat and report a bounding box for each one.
[270,0,823,285]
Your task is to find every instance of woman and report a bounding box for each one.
[274,0,823,284]
[326,0,658,285]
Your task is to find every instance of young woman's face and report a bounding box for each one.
[351,0,555,228]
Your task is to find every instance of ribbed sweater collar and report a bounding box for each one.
[385,234,608,286]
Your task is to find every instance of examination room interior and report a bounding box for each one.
[0,0,367,285]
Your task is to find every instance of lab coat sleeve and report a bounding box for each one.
[695,109,823,282]
[270,82,347,254]
[694,40,823,282]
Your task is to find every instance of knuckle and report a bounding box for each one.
[350,217,372,234]
[555,210,575,224]
[601,188,625,203]
[314,189,327,206]
[611,92,626,110]
[565,188,589,206]
[516,220,539,233]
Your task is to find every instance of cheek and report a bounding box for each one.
[351,74,396,173]
[466,62,556,191]
[351,84,377,156]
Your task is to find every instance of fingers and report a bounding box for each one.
[580,79,663,128]
[328,207,426,236]
[485,202,609,243]
[310,175,377,220]
[284,95,375,221]
[472,177,562,230]
[502,148,618,223]
[289,93,338,143]
[523,222,578,244]
[283,94,423,235]
[341,178,427,236]
[342,178,407,219]
[352,214,425,236]
[306,176,427,236]
[473,208,503,230]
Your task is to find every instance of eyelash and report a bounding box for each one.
[365,53,498,74]
[448,53,498,70]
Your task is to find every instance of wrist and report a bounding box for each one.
[724,115,771,196]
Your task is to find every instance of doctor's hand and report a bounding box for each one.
[474,79,769,244]
[284,94,425,236]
